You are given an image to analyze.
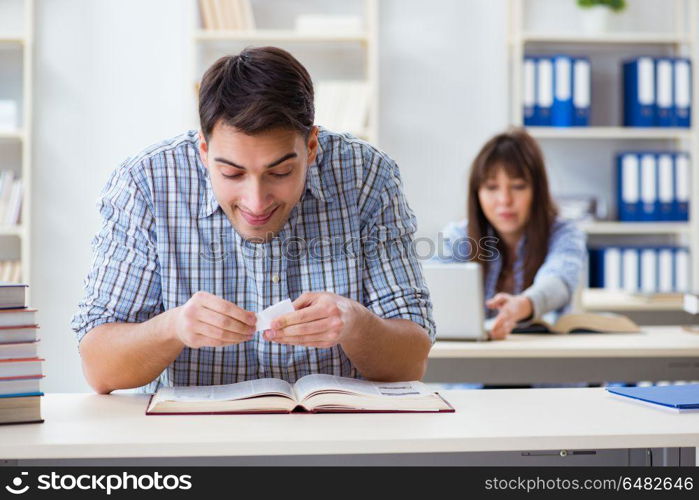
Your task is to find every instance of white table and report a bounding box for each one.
[426,326,699,384]
[0,389,696,466]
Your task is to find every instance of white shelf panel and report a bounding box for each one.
[521,33,691,45]
[528,127,693,140]
[0,226,24,237]
[0,36,24,45]
[582,289,684,312]
[581,222,690,235]
[0,130,24,141]
[194,30,369,43]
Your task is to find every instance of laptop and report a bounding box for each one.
[422,261,490,341]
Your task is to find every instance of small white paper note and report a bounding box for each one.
[256,298,295,332]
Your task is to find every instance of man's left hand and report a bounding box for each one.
[264,292,368,348]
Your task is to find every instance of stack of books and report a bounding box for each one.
[198,0,255,31]
[0,282,43,425]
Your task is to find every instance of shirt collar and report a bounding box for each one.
[303,132,332,203]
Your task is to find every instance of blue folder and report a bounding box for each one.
[607,384,699,409]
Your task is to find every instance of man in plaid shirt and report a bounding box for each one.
[72,47,434,394]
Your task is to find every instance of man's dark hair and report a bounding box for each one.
[199,46,315,140]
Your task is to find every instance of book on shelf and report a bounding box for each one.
[146,374,454,415]
[199,0,255,31]
[294,14,362,34]
[0,261,23,284]
[315,81,370,137]
[0,100,18,132]
[512,313,640,334]
[0,282,27,309]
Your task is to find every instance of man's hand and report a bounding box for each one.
[264,292,369,348]
[486,293,533,340]
[171,291,257,348]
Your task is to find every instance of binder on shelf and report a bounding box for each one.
[552,55,574,127]
[572,57,591,126]
[617,153,640,221]
[639,153,657,221]
[622,247,639,293]
[674,152,690,221]
[589,247,622,290]
[675,248,690,293]
[523,56,537,126]
[657,247,674,293]
[623,57,655,127]
[656,153,674,221]
[673,58,692,128]
[535,57,553,126]
[655,58,674,127]
[640,248,657,294]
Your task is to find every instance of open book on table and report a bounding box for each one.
[146,374,454,415]
[511,313,641,334]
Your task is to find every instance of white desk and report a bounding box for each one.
[0,389,696,466]
[426,326,699,384]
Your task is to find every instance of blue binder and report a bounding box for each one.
[656,152,674,221]
[674,152,690,221]
[639,153,658,221]
[535,57,553,126]
[655,58,674,127]
[523,56,537,126]
[673,58,692,127]
[552,55,574,127]
[607,384,699,410]
[572,57,591,126]
[616,153,640,221]
[623,57,656,127]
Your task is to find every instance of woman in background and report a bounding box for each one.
[442,128,586,339]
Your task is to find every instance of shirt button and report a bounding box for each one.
[272,274,280,284]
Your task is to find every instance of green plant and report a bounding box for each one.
[577,0,627,13]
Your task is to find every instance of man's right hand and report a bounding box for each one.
[170,291,257,348]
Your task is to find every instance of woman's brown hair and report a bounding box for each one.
[467,128,557,291]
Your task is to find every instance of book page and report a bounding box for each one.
[293,374,431,402]
[158,378,294,403]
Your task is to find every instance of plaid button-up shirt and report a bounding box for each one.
[72,128,434,393]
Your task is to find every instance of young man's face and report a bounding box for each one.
[200,123,318,242]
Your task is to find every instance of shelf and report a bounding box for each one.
[0,36,24,46]
[0,130,23,141]
[0,226,24,237]
[520,33,691,45]
[581,222,690,235]
[582,289,684,312]
[194,30,369,43]
[528,127,693,140]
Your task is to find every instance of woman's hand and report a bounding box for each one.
[486,293,533,340]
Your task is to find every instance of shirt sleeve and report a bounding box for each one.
[70,163,163,346]
[521,220,587,319]
[359,152,436,342]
